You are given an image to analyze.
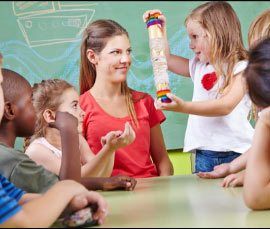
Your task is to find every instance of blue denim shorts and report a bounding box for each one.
[195,149,241,173]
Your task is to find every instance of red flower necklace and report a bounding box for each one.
[201,72,217,91]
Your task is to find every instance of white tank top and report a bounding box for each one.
[32,137,62,158]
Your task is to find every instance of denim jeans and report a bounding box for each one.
[195,149,241,173]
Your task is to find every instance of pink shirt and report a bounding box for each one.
[79,90,166,178]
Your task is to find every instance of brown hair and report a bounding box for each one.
[79,19,139,127]
[24,79,74,149]
[244,38,270,108]
[185,1,248,94]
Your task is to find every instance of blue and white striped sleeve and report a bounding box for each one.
[0,175,25,224]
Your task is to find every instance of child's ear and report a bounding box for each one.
[86,49,98,65]
[43,109,56,124]
[4,101,16,120]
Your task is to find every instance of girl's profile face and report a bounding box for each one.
[186,19,210,63]
[57,88,85,133]
[95,34,132,83]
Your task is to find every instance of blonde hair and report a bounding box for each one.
[248,9,270,121]
[79,19,139,127]
[185,1,248,94]
[248,9,270,48]
[24,79,74,149]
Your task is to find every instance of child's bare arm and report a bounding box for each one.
[79,135,115,177]
[18,193,41,205]
[197,150,249,179]
[51,111,81,182]
[244,106,270,209]
[142,9,190,77]
[156,73,246,116]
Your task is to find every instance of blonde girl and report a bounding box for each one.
[25,79,135,178]
[143,1,254,173]
[79,19,173,178]
[197,8,270,185]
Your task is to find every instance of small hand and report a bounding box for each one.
[66,195,89,214]
[49,111,78,131]
[101,122,136,151]
[100,131,122,147]
[196,163,231,179]
[221,171,245,188]
[142,9,166,32]
[154,93,185,112]
[68,191,108,225]
[102,175,137,191]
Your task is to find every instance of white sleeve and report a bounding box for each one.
[189,56,198,81]
[233,60,248,76]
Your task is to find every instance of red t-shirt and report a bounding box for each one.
[79,90,166,178]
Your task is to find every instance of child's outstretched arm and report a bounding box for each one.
[244,106,270,210]
[78,135,115,177]
[155,72,246,116]
[1,180,107,228]
[142,9,190,77]
[79,122,135,177]
[197,149,249,179]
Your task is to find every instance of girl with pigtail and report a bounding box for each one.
[25,79,136,180]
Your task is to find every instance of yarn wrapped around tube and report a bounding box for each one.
[145,12,172,103]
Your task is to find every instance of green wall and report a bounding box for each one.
[168,150,192,175]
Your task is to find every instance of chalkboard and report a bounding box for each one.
[0,1,269,150]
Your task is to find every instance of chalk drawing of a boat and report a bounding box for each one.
[13,1,97,47]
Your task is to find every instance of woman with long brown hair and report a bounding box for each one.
[79,19,173,178]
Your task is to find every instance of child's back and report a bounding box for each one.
[243,37,270,210]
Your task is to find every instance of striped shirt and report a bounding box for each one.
[0,174,25,224]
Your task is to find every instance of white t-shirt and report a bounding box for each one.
[183,57,254,154]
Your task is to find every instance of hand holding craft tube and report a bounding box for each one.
[145,12,172,103]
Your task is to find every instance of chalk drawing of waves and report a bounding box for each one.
[1,26,192,96]
[0,40,81,86]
